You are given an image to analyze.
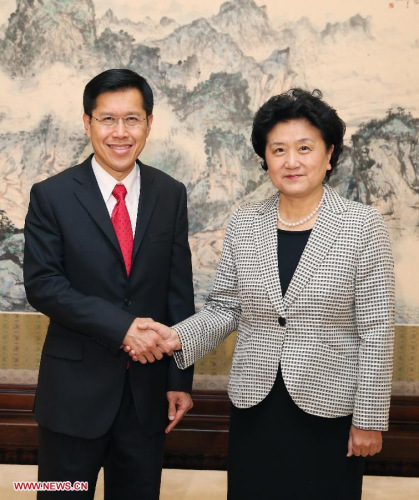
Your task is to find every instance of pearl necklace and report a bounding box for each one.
[277,192,325,228]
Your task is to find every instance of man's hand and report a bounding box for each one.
[126,322,182,361]
[122,318,174,364]
[347,425,383,457]
[165,391,193,434]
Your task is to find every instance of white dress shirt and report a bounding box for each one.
[91,156,140,236]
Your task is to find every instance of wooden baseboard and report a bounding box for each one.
[1,385,418,476]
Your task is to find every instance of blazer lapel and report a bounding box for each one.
[132,162,159,262]
[283,185,346,310]
[254,193,286,317]
[72,157,122,256]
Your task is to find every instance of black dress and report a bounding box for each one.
[227,229,365,500]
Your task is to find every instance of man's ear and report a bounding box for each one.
[146,115,153,138]
[82,113,92,138]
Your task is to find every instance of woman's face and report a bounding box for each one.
[264,119,333,199]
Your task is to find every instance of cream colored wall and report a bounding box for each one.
[0,314,418,394]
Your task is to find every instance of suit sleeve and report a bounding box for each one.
[173,207,242,370]
[353,208,395,431]
[24,182,135,354]
[166,184,195,392]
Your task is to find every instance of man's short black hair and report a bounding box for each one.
[251,89,346,180]
[83,69,154,117]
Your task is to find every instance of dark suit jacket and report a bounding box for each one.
[23,155,195,438]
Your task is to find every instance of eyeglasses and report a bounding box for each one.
[90,115,148,128]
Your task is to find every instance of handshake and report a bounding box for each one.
[122,318,182,364]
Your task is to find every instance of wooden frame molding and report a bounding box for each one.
[1,385,418,476]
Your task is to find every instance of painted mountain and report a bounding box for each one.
[0,0,418,322]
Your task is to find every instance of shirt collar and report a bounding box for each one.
[91,156,140,204]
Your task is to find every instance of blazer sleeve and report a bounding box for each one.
[23,182,136,354]
[174,207,242,369]
[165,184,195,392]
[352,207,395,431]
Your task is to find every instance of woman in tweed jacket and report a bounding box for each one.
[132,89,395,500]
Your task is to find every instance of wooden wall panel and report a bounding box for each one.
[0,386,418,476]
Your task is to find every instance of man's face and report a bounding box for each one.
[83,88,153,181]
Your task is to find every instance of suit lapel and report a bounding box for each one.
[72,157,122,257]
[132,162,159,262]
[254,193,286,316]
[283,185,346,309]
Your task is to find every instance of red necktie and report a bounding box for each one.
[111,184,133,275]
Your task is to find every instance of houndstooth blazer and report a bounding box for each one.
[174,184,395,430]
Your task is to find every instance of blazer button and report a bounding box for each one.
[124,298,132,307]
[278,317,286,327]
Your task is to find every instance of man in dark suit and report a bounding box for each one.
[23,69,195,499]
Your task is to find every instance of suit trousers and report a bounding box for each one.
[37,371,166,499]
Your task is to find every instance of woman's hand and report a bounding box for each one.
[347,425,382,457]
